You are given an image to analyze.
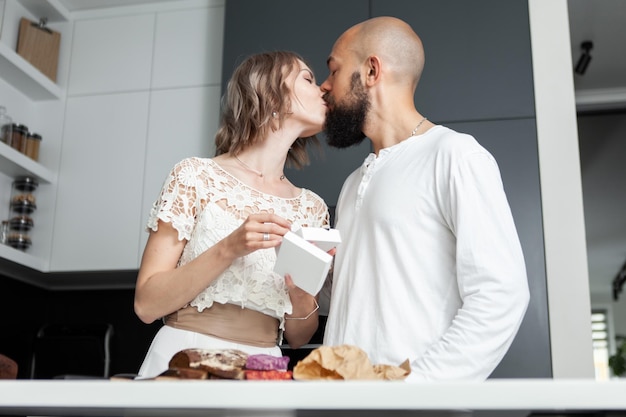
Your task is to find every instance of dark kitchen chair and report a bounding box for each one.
[30,322,113,379]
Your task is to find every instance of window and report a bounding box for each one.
[591,309,611,380]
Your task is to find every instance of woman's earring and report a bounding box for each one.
[272,111,278,118]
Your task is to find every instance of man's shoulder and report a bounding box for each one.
[428,125,484,155]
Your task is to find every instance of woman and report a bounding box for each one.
[134,51,330,378]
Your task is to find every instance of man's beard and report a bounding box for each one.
[324,72,370,149]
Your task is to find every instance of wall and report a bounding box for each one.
[580,110,626,348]
[529,0,594,377]
[223,0,552,378]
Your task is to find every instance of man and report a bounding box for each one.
[320,16,530,381]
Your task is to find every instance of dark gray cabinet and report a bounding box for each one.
[222,0,371,207]
[373,0,536,123]
[223,0,551,378]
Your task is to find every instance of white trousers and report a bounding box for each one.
[137,325,282,379]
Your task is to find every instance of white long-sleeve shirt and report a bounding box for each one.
[323,125,530,381]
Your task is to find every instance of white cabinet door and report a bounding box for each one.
[138,86,220,258]
[137,4,223,259]
[68,14,154,96]
[151,7,224,89]
[50,92,150,271]
[51,4,223,272]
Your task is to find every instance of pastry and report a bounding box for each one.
[168,348,248,380]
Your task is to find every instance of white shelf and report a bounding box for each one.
[0,43,63,100]
[0,141,56,183]
[0,242,47,271]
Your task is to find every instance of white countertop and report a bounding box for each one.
[1,378,625,416]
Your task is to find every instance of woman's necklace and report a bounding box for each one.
[234,154,285,181]
[410,117,428,137]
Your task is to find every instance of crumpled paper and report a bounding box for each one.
[292,344,410,380]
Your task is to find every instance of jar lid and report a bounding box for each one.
[13,176,39,192]
[10,123,28,132]
[7,233,32,250]
[10,196,37,214]
[27,132,42,140]
[9,216,34,231]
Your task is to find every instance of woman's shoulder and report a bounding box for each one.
[167,157,219,178]
[171,156,213,169]
[300,188,329,212]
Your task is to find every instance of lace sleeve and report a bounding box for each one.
[146,158,203,241]
[319,201,331,228]
[304,190,331,228]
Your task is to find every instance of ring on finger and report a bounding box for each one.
[263,232,270,241]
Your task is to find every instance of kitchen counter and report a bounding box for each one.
[1,378,625,416]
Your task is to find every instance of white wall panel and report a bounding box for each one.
[151,7,224,89]
[51,92,150,271]
[138,85,220,256]
[68,14,155,95]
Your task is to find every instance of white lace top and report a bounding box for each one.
[146,157,329,328]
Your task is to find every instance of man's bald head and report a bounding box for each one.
[335,16,425,89]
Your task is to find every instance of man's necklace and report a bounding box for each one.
[410,117,428,137]
[234,154,285,181]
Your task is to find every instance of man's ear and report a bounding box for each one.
[365,56,382,85]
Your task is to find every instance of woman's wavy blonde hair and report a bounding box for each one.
[214,51,320,169]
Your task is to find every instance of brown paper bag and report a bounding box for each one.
[16,18,61,82]
[293,345,411,381]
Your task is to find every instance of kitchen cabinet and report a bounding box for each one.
[1,1,224,280]
[50,4,224,272]
[139,85,220,259]
[49,92,150,271]
[371,0,535,123]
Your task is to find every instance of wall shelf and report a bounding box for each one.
[0,142,56,183]
[0,43,63,100]
[0,242,47,272]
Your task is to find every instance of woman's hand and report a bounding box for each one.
[220,213,292,259]
[284,274,317,313]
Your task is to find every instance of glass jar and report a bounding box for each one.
[9,215,34,232]
[0,106,12,145]
[10,124,28,153]
[8,176,38,251]
[25,132,42,161]
[0,220,8,245]
[6,233,31,250]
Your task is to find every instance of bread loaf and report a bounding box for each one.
[168,348,248,380]
[156,367,208,380]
